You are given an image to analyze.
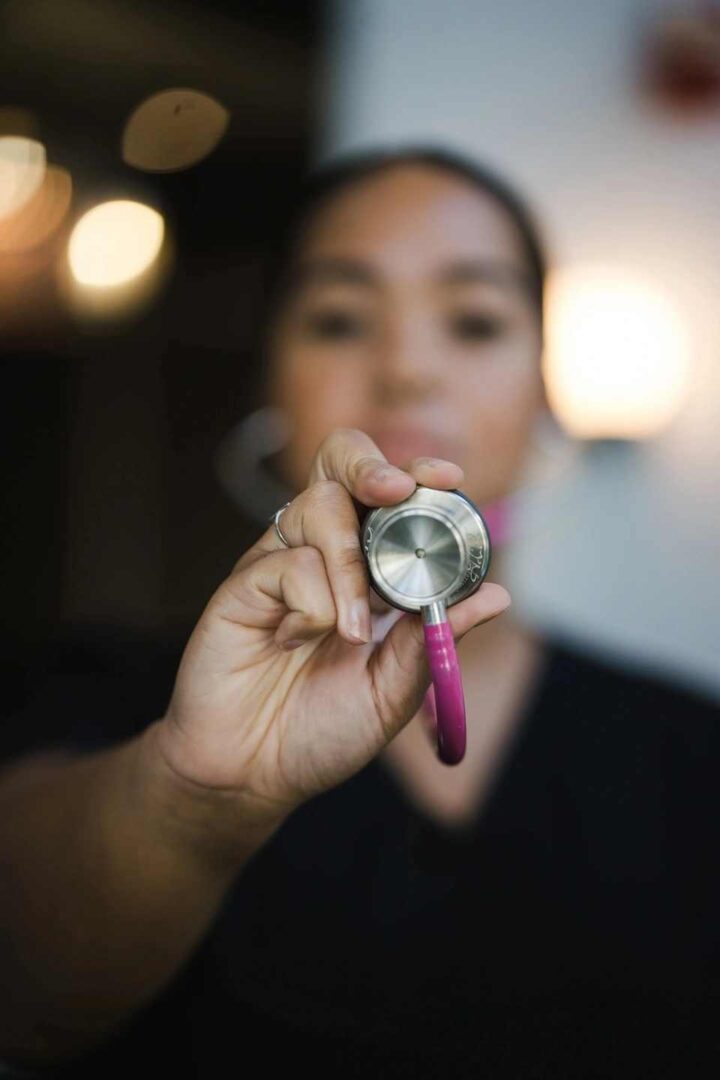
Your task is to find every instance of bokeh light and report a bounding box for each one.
[67,200,165,287]
[122,88,229,172]
[0,136,46,220]
[544,265,691,440]
[0,164,72,253]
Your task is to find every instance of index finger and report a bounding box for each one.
[310,427,461,509]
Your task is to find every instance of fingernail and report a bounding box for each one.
[280,638,306,651]
[425,457,461,471]
[347,598,371,643]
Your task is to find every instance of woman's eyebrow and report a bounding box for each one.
[292,258,380,288]
[289,256,531,293]
[438,258,531,291]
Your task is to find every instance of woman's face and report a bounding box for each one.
[265,163,546,506]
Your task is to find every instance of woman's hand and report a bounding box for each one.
[152,428,511,836]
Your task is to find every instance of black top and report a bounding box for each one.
[2,628,720,1079]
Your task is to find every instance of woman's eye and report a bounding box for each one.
[302,309,369,341]
[449,313,505,342]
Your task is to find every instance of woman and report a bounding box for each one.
[1,147,719,1079]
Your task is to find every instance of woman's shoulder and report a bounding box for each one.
[537,628,720,783]
[544,628,719,719]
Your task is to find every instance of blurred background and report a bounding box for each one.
[2,0,719,722]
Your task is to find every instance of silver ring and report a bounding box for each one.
[270,500,293,547]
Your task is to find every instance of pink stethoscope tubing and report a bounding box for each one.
[421,600,466,765]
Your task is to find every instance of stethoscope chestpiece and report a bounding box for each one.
[361,485,491,765]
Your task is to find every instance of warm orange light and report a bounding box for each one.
[544,265,691,440]
[0,136,46,220]
[0,165,72,253]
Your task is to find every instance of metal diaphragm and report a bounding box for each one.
[361,485,491,615]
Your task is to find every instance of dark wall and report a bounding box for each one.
[0,0,322,679]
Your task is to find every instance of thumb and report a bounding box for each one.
[367,583,512,743]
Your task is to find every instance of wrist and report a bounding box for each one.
[129,720,288,879]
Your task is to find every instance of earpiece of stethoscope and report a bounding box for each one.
[360,485,491,765]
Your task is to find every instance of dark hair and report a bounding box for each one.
[253,145,547,381]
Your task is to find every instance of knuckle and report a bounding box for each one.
[309,478,346,506]
[326,426,357,447]
[291,545,324,574]
[332,538,366,574]
[369,673,397,741]
[301,589,336,630]
[355,454,379,476]
[318,429,339,452]
[319,427,368,469]
[317,427,350,462]
[308,607,337,632]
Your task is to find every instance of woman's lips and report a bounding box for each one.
[371,429,463,470]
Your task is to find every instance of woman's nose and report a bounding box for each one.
[373,323,444,403]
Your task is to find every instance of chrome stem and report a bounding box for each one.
[422,600,447,626]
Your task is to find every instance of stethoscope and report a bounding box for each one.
[360,485,491,765]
